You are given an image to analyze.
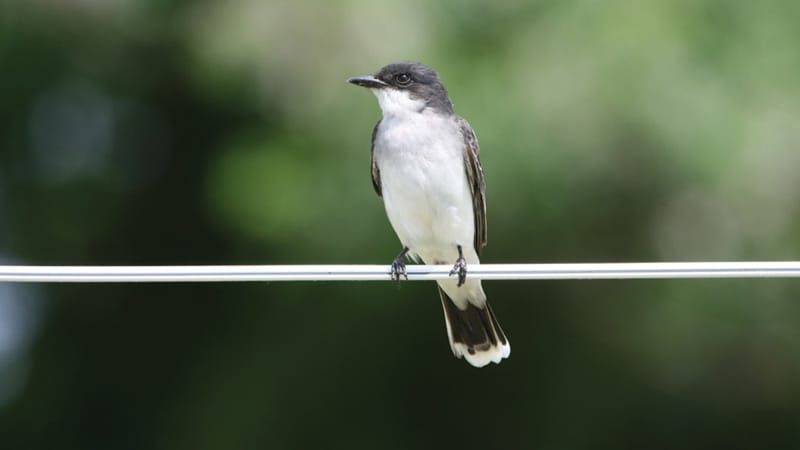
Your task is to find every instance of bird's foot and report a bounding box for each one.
[449,245,467,287]
[390,247,410,281]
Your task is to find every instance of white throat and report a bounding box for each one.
[371,88,427,118]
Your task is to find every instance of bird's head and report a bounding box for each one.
[349,61,453,116]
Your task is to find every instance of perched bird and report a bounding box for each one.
[348,62,510,367]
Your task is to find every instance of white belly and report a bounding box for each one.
[374,111,476,266]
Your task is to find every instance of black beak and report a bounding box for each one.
[348,75,388,89]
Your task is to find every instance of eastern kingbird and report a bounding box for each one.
[349,62,510,367]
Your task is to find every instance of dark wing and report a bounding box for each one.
[456,116,487,254]
[370,120,382,197]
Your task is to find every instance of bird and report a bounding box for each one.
[348,61,510,367]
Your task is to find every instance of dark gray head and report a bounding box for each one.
[348,62,454,115]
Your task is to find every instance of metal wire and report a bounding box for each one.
[1,262,800,283]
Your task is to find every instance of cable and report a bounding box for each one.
[1,262,799,283]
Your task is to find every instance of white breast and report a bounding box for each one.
[373,108,476,267]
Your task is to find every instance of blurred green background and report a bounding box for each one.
[2,0,800,448]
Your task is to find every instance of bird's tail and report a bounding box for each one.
[438,287,510,367]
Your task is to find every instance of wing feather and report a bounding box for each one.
[456,116,487,254]
[370,120,382,197]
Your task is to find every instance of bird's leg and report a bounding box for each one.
[449,244,468,287]
[390,246,410,281]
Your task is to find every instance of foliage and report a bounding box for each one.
[1,0,799,448]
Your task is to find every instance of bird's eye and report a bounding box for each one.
[395,73,412,85]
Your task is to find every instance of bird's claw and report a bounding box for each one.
[449,257,467,287]
[390,257,408,281]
